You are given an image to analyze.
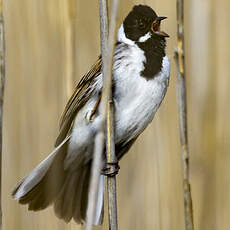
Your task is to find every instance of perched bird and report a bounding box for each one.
[12,4,170,225]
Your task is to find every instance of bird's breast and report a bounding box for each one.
[113,55,170,143]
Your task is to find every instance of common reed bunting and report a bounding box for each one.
[12,4,170,225]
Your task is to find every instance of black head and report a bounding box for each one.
[123,5,169,42]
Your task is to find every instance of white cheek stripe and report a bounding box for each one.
[117,24,135,46]
[138,32,151,42]
[117,24,152,44]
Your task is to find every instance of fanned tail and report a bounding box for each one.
[12,136,104,225]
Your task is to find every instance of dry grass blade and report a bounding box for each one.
[0,0,5,229]
[175,0,194,230]
[86,0,119,230]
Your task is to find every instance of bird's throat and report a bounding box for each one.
[136,36,166,79]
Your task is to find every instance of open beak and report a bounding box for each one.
[151,16,169,38]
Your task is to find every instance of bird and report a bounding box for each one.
[12,4,170,225]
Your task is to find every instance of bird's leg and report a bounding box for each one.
[86,93,102,122]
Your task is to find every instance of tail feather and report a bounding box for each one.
[12,136,71,201]
[95,175,105,225]
[62,172,80,222]
[54,171,81,222]
[80,164,91,222]
[72,165,89,223]
[12,135,105,225]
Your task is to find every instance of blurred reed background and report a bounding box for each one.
[2,0,230,229]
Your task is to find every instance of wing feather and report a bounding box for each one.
[55,57,102,146]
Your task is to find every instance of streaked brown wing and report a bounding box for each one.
[55,57,102,146]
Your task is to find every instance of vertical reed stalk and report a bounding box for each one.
[86,1,119,230]
[103,0,120,228]
[175,1,194,230]
[100,1,119,228]
[65,0,76,98]
[106,101,118,230]
[0,0,5,229]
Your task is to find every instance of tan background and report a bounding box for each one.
[3,0,230,229]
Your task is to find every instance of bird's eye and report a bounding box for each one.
[138,20,145,29]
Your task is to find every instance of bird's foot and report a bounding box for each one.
[101,162,120,177]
